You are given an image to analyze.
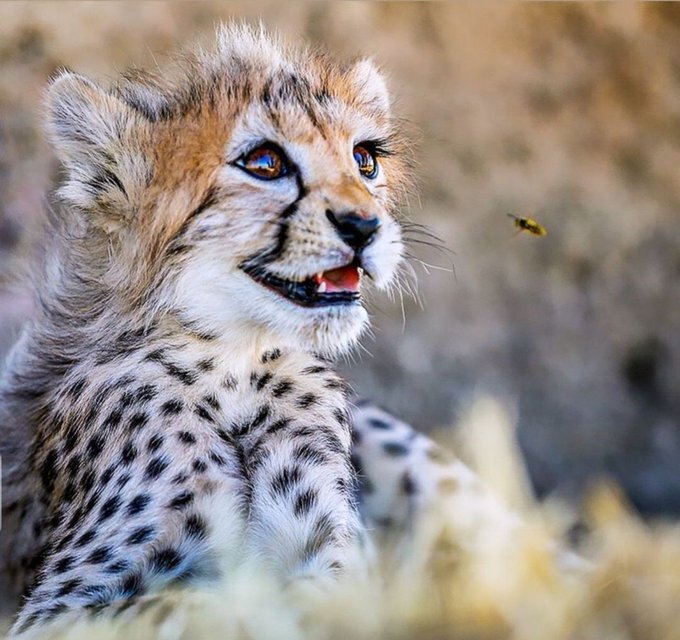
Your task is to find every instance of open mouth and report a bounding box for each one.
[241,261,364,307]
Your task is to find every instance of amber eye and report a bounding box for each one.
[236,143,289,180]
[353,144,378,179]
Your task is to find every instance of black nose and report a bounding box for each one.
[326,209,380,252]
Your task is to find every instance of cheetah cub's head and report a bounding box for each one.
[46,25,407,357]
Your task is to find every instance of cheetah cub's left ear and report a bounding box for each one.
[346,59,391,114]
[46,71,150,229]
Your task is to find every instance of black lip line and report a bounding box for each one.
[240,262,361,308]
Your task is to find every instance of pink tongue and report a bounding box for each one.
[316,266,360,293]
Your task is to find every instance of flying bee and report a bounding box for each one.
[507,213,547,237]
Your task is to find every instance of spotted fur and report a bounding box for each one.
[0,25,494,638]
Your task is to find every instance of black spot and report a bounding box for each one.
[401,472,417,495]
[99,465,115,488]
[177,431,196,445]
[147,433,164,452]
[103,408,123,428]
[261,348,282,363]
[66,376,87,398]
[185,514,208,540]
[172,472,190,485]
[368,417,392,430]
[266,417,291,435]
[120,441,138,466]
[324,378,346,391]
[192,459,207,473]
[203,394,220,411]
[119,571,144,598]
[127,412,149,431]
[144,456,169,480]
[291,425,314,439]
[54,555,75,573]
[40,449,58,494]
[222,375,238,390]
[43,602,68,621]
[271,466,302,496]
[302,365,327,375]
[168,491,194,510]
[63,481,77,503]
[296,393,317,409]
[321,429,345,454]
[272,380,293,397]
[333,407,349,426]
[383,441,410,457]
[303,513,336,560]
[161,399,184,415]
[216,428,232,444]
[98,495,122,522]
[76,583,109,604]
[65,506,85,532]
[164,362,197,386]
[86,546,113,564]
[145,347,165,362]
[151,547,182,573]
[127,494,151,516]
[66,453,81,476]
[197,358,215,372]
[116,473,131,489]
[294,489,318,516]
[87,434,105,457]
[255,372,273,391]
[81,467,96,494]
[209,451,228,466]
[194,404,216,423]
[55,531,75,552]
[126,526,155,545]
[56,578,82,597]
[293,443,328,466]
[118,390,135,409]
[74,528,97,548]
[135,384,157,404]
[62,426,79,454]
[231,421,250,438]
[252,405,270,428]
[105,559,131,574]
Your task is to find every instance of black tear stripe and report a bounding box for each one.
[243,172,307,270]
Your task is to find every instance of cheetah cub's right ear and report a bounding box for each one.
[46,71,151,231]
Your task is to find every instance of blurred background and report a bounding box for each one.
[0,2,678,514]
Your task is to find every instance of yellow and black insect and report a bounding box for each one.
[507,213,547,237]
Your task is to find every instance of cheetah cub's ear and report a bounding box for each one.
[346,59,391,114]
[46,71,150,231]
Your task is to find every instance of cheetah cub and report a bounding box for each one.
[0,25,494,637]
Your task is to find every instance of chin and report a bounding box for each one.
[173,264,369,359]
[237,276,369,358]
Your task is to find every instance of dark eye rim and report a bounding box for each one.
[353,142,380,180]
[233,141,292,181]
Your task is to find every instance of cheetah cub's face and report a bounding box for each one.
[46,26,406,357]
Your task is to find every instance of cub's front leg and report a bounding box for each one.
[240,352,361,587]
